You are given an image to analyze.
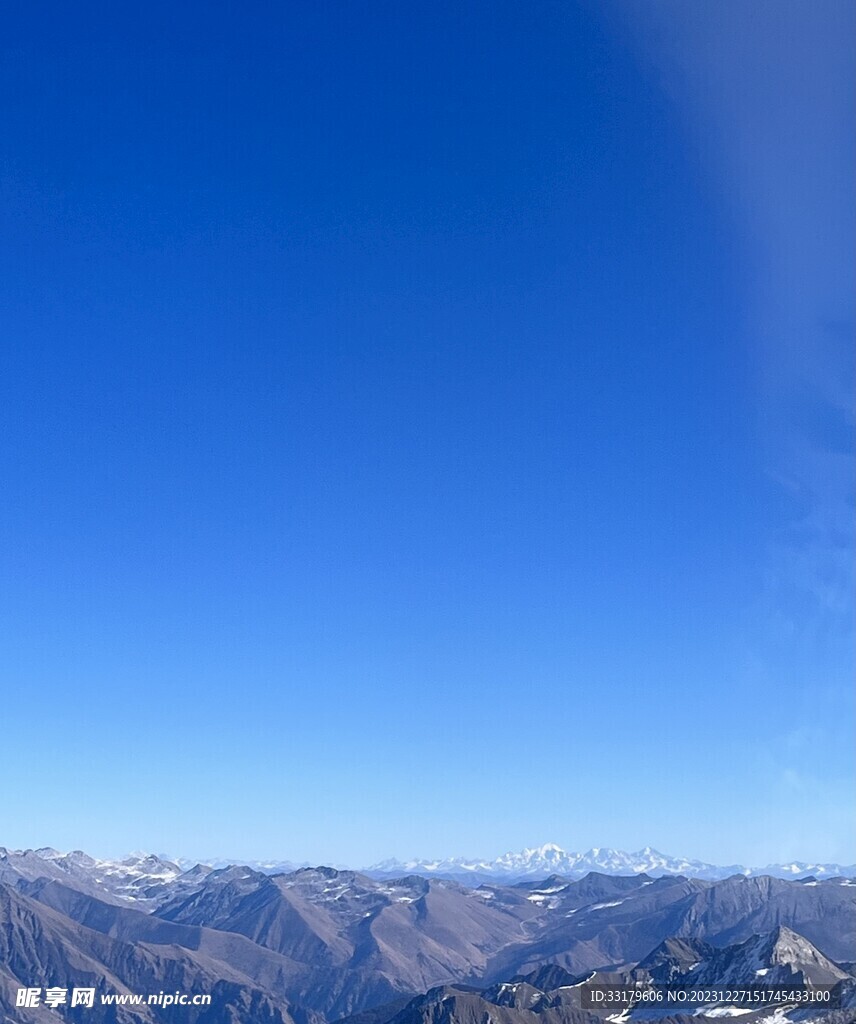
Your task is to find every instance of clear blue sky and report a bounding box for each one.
[2,0,852,868]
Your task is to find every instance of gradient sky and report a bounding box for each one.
[1,0,852,869]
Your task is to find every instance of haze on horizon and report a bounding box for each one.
[2,0,853,869]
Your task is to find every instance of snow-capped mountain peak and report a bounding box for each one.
[364,844,855,882]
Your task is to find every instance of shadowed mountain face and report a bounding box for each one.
[1,853,855,1024]
[0,884,314,1024]
[634,936,716,983]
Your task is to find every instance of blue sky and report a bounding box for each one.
[1,0,852,868]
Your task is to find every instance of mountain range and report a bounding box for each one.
[1,845,854,1023]
[365,843,856,883]
[5,844,856,915]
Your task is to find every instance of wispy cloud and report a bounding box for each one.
[616,0,854,639]
[611,2,854,863]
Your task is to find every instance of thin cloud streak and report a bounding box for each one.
[610,0,854,863]
[614,0,854,636]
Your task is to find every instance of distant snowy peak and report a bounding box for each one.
[368,845,729,880]
[769,859,852,877]
[174,856,309,874]
[366,844,856,882]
